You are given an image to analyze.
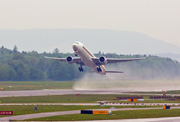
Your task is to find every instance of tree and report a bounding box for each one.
[9,60,30,81]
[12,54,25,61]
[37,59,49,72]
[29,67,45,80]
[8,68,17,81]
[47,61,71,80]
[0,64,11,81]
[16,64,30,81]
[53,48,60,54]
[13,45,18,53]
[1,45,180,81]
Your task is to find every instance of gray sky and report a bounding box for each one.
[0,0,180,46]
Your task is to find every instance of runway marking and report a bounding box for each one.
[1,89,180,98]
[0,107,180,121]
[0,103,180,106]
[0,89,125,97]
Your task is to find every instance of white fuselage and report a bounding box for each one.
[73,42,106,75]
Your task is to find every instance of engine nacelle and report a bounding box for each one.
[66,56,74,63]
[99,56,107,64]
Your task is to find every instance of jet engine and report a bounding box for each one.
[99,56,107,64]
[66,56,74,63]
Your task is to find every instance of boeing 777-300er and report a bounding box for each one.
[45,41,146,75]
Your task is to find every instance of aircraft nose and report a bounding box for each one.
[73,43,78,52]
[73,41,83,52]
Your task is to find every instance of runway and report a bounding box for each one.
[0,110,80,121]
[0,89,180,97]
[0,89,125,97]
[0,89,180,121]
[70,117,180,122]
[0,103,180,106]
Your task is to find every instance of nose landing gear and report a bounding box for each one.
[75,53,78,57]
[74,50,78,57]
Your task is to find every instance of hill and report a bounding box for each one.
[1,29,180,54]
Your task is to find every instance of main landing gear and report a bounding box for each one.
[97,66,102,72]
[79,66,83,72]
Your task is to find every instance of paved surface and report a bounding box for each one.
[0,107,159,121]
[0,110,80,121]
[0,103,180,106]
[1,89,180,97]
[66,117,180,122]
[1,107,180,121]
[0,89,180,121]
[0,103,99,106]
[0,89,125,97]
[2,117,180,122]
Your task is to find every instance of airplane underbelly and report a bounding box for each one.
[82,58,96,67]
[78,49,96,67]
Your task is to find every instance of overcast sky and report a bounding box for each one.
[0,0,180,47]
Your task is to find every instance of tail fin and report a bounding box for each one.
[106,71,123,73]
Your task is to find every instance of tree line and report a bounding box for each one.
[0,46,180,81]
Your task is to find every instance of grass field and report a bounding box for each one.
[108,99,180,103]
[0,105,110,117]
[27,109,180,121]
[129,90,180,94]
[0,81,74,90]
[0,81,180,92]
[1,94,180,103]
[0,94,132,103]
[0,105,159,118]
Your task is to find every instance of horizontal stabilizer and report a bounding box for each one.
[88,71,123,73]
[106,71,123,73]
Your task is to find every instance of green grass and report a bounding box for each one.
[0,105,110,117]
[27,109,180,121]
[108,99,180,103]
[0,94,133,103]
[166,90,180,94]
[128,90,180,94]
[0,81,74,91]
[1,94,180,103]
[0,105,159,118]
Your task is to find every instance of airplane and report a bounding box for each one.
[45,41,146,75]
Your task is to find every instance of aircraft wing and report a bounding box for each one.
[44,56,84,65]
[92,57,147,65]
[45,56,67,61]
[106,57,146,63]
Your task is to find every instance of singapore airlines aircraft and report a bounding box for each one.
[45,41,146,75]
